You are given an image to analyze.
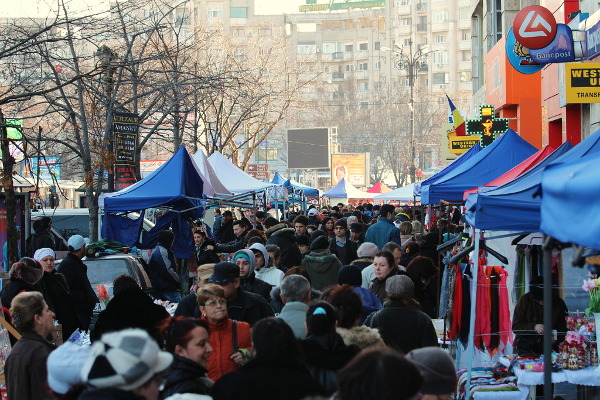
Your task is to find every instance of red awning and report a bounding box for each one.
[367,181,393,193]
[463,145,555,200]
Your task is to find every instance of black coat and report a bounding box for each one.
[27,232,55,258]
[195,240,220,265]
[58,253,98,330]
[34,270,81,339]
[241,272,272,302]
[364,299,438,354]
[160,355,212,399]
[174,293,199,318]
[212,356,325,400]
[217,219,235,244]
[215,234,245,254]
[300,332,360,395]
[79,388,145,400]
[266,224,302,269]
[1,278,35,310]
[329,238,358,265]
[90,287,169,343]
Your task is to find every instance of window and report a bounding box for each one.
[359,102,369,109]
[208,7,223,18]
[462,30,469,41]
[233,28,246,37]
[297,42,316,54]
[459,7,470,20]
[375,41,380,50]
[403,18,412,25]
[436,35,446,43]
[345,44,354,52]
[359,43,368,50]
[433,72,448,84]
[345,64,355,71]
[255,148,278,161]
[358,82,368,91]
[359,62,368,70]
[460,71,472,82]
[230,7,247,18]
[462,50,470,62]
[297,23,317,33]
[433,10,449,22]
[259,28,272,37]
[400,0,410,5]
[323,42,340,53]
[374,61,381,70]
[433,51,448,64]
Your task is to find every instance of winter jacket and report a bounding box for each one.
[217,219,235,244]
[270,286,321,315]
[364,217,400,250]
[212,356,325,400]
[365,299,439,354]
[266,224,302,269]
[159,354,213,399]
[215,234,246,254]
[240,272,272,302]
[34,270,81,339]
[336,325,386,351]
[79,388,145,400]
[351,257,373,271]
[352,286,382,324]
[361,264,375,289]
[203,317,252,382]
[328,238,358,266]
[300,332,360,395]
[147,245,180,295]
[227,288,274,326]
[5,332,55,400]
[27,232,54,258]
[58,253,98,330]
[191,240,220,269]
[277,301,309,339]
[90,287,169,344]
[1,278,35,310]
[255,266,284,287]
[174,293,199,318]
[301,250,342,291]
[369,268,404,304]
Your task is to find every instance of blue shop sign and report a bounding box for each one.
[586,13,600,59]
[530,24,575,63]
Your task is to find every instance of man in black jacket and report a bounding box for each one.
[57,235,97,330]
[211,220,246,254]
[329,219,358,265]
[216,211,235,243]
[264,217,302,270]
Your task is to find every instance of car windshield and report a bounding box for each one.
[84,258,130,291]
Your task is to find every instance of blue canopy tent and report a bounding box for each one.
[283,179,320,198]
[420,130,537,204]
[464,141,573,231]
[102,146,206,258]
[413,143,482,196]
[323,178,374,200]
[540,129,600,249]
[271,172,287,185]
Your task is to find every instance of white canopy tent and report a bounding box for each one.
[373,182,420,202]
[207,151,274,194]
[192,151,231,195]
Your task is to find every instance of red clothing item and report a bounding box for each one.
[203,317,252,381]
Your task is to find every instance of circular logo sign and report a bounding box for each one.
[505,28,544,75]
[513,5,557,49]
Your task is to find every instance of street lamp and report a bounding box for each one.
[382,40,432,184]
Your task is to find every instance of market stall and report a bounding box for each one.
[322,178,374,204]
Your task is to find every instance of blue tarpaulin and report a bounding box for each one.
[101,212,145,248]
[413,143,482,196]
[284,179,320,198]
[541,129,600,248]
[271,172,287,185]
[104,146,205,212]
[464,141,573,231]
[420,130,536,204]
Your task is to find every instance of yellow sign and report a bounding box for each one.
[448,134,481,155]
[331,153,368,186]
[565,63,600,103]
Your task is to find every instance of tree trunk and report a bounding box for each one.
[0,110,18,267]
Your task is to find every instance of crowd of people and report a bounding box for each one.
[1,202,466,400]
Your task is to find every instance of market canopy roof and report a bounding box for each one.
[207,151,274,194]
[322,178,374,199]
[271,172,287,185]
[104,146,205,212]
[283,179,320,198]
[420,130,537,204]
[541,128,600,248]
[374,182,420,202]
[367,181,392,194]
[464,141,573,231]
[413,143,482,196]
[462,145,555,200]
[192,151,230,196]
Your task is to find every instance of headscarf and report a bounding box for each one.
[34,248,56,262]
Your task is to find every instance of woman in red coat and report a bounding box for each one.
[197,284,252,381]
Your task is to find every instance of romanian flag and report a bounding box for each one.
[447,95,466,136]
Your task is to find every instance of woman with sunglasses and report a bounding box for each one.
[157,316,213,399]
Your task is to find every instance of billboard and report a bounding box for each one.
[22,157,61,181]
[331,153,369,186]
[287,128,330,169]
[564,63,600,103]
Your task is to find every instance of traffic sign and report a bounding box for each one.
[513,5,557,49]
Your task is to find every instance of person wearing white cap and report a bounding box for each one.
[46,342,90,399]
[79,328,173,400]
[33,248,81,339]
[57,235,97,330]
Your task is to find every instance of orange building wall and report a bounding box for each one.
[485,37,543,148]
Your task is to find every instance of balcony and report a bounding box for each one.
[459,61,471,71]
[333,52,344,60]
[459,19,471,30]
[353,50,369,60]
[398,25,411,34]
[332,71,345,80]
[321,52,343,62]
[416,2,427,12]
[416,23,427,32]
[396,4,411,15]
[355,91,369,99]
[353,70,369,79]
[459,40,471,51]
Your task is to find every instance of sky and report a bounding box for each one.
[1,0,310,18]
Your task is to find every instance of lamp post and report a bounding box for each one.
[383,40,432,184]
[96,45,118,192]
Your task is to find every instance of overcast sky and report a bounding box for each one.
[1,0,310,18]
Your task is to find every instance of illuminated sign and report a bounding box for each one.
[300,0,384,12]
[466,106,509,147]
[564,63,600,103]
[448,135,481,154]
[513,5,557,49]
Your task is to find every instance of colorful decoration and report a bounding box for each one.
[466,105,510,147]
[582,277,600,313]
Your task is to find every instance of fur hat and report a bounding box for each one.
[385,275,414,299]
[338,265,362,286]
[357,242,378,258]
[81,329,173,391]
[9,257,44,285]
[310,235,330,251]
[406,347,457,395]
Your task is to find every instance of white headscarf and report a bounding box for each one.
[34,248,56,261]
